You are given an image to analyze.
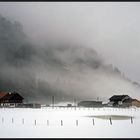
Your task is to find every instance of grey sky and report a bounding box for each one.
[0,2,140,83]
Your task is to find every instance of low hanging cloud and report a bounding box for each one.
[0,15,140,104]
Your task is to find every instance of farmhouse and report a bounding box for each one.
[78,101,103,107]
[108,95,140,107]
[0,91,24,107]
[108,95,132,107]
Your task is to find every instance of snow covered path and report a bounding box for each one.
[0,107,139,138]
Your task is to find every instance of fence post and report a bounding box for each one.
[47,120,49,126]
[76,120,78,126]
[92,118,94,126]
[109,117,112,125]
[61,120,63,126]
[35,120,36,126]
[22,118,24,124]
[131,117,133,124]
[12,118,14,123]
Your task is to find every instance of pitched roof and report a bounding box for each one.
[132,99,140,103]
[109,95,131,101]
[2,92,24,100]
[0,92,8,99]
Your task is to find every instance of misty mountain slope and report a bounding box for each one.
[0,15,140,103]
[0,15,36,67]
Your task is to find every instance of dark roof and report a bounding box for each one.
[0,92,7,99]
[1,92,24,100]
[109,95,131,101]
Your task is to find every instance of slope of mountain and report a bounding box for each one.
[0,15,139,104]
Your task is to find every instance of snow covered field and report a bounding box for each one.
[0,107,140,138]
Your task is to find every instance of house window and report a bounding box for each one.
[118,101,122,105]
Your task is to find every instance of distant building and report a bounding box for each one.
[18,103,41,108]
[0,91,24,107]
[108,95,140,107]
[67,103,72,107]
[78,101,103,107]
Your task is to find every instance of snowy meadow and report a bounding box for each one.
[0,107,140,138]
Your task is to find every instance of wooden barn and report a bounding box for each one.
[0,91,24,107]
[129,99,140,107]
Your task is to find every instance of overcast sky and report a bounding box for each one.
[0,2,140,83]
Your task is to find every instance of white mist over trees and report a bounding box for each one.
[0,15,140,104]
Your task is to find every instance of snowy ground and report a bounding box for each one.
[0,107,140,138]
